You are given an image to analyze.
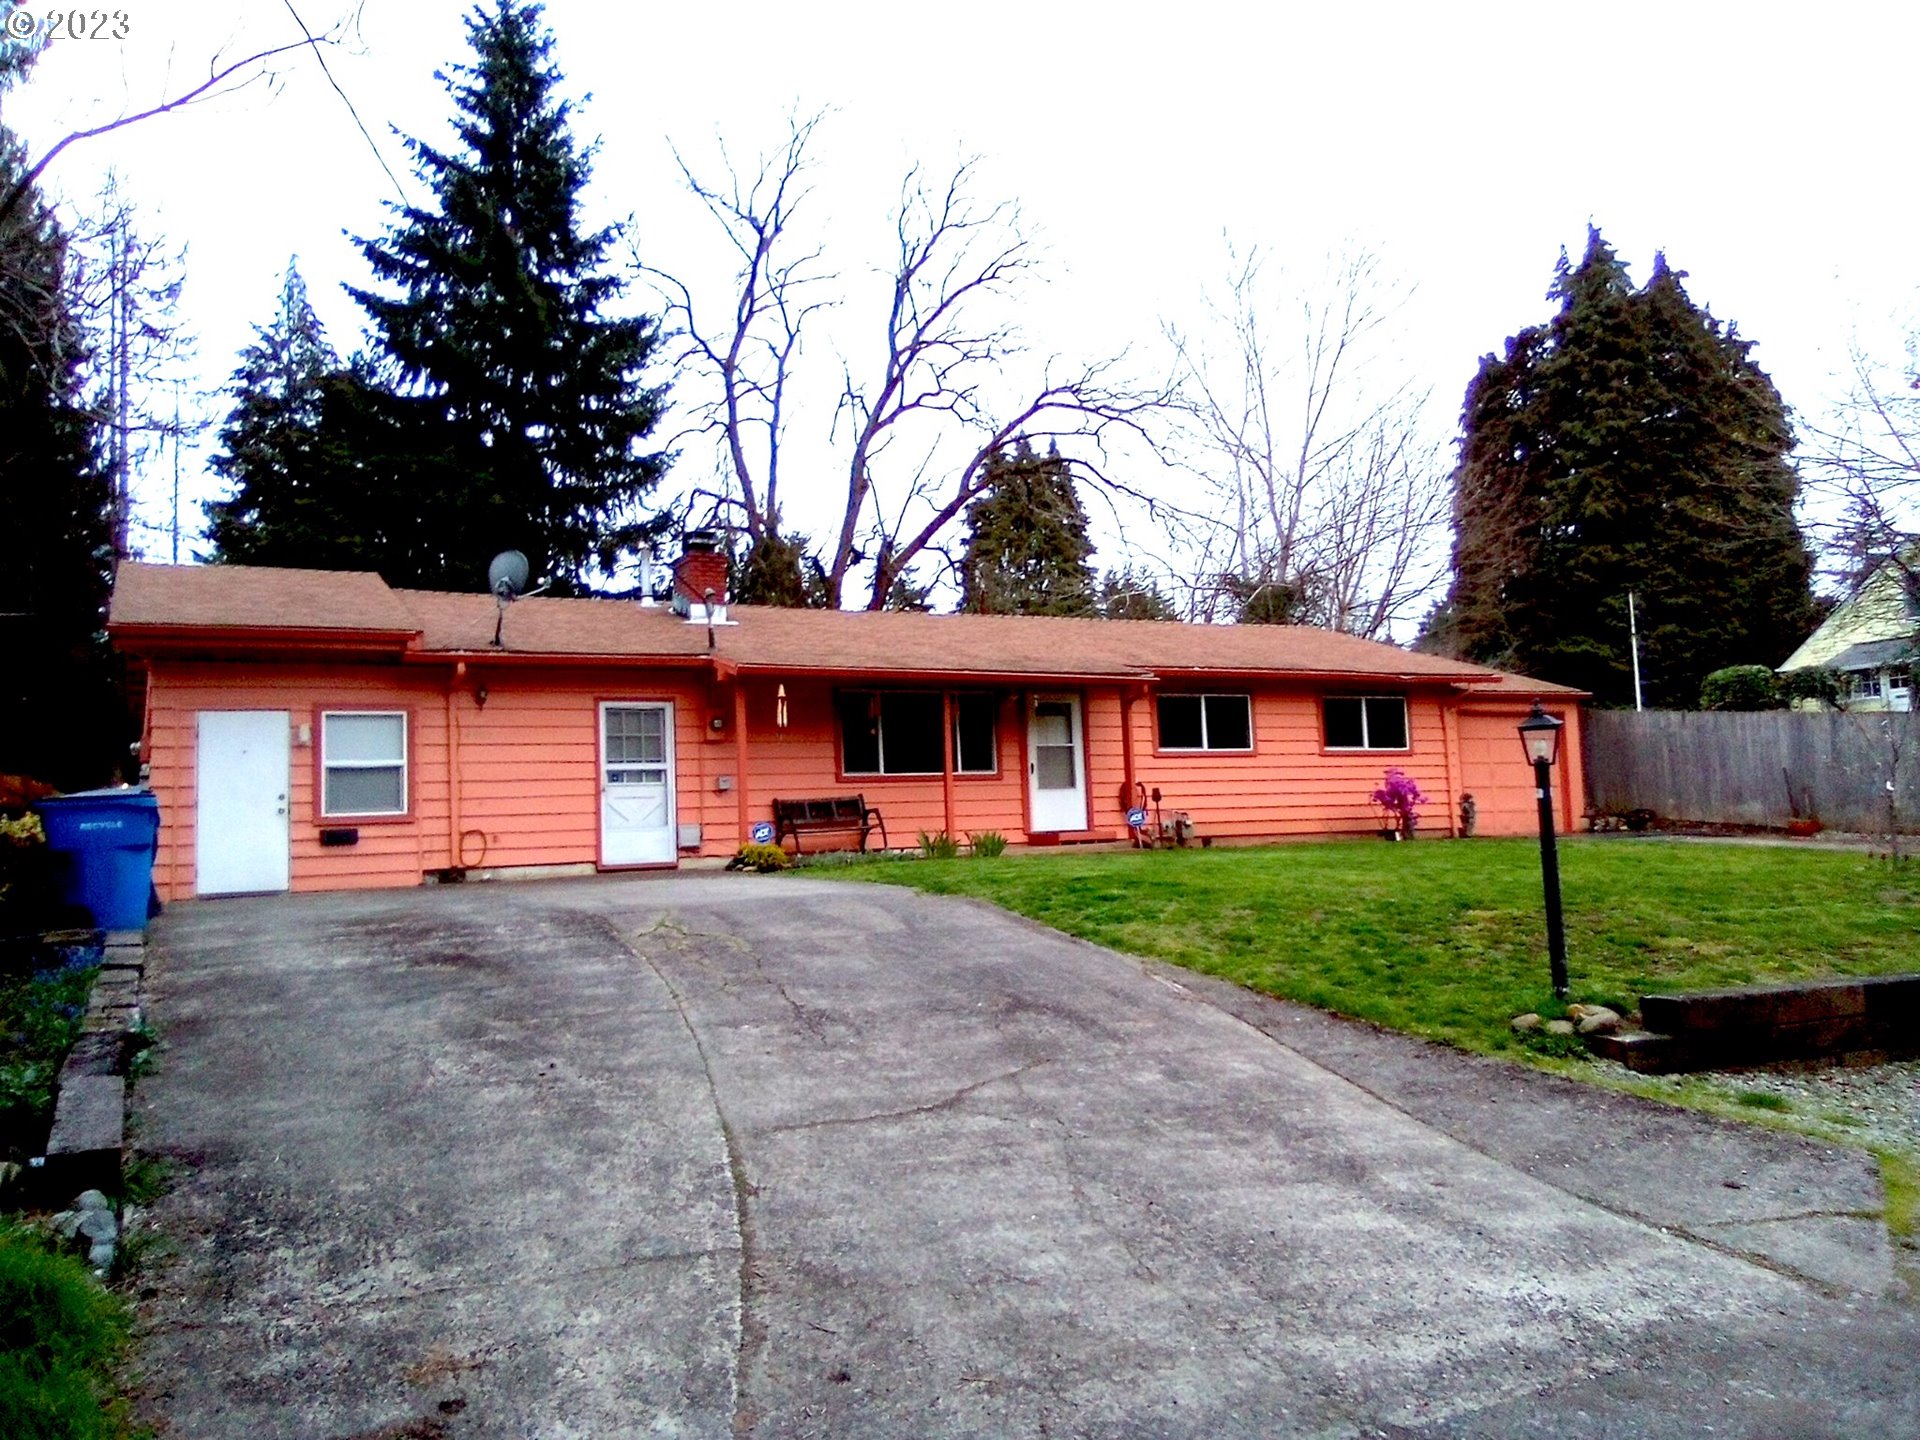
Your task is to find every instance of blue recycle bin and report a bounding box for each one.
[33,788,161,933]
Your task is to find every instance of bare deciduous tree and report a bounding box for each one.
[1803,331,1920,602]
[825,162,1170,610]
[1167,245,1450,638]
[661,129,1173,608]
[640,108,835,547]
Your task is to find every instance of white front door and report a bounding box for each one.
[600,702,677,865]
[1027,693,1088,833]
[196,710,291,896]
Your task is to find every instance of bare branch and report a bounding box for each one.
[1165,241,1446,639]
[0,35,337,228]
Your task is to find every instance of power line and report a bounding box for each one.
[281,0,409,207]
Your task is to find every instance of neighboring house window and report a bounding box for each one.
[1849,671,1883,700]
[953,693,997,774]
[1323,696,1409,750]
[1157,694,1253,751]
[838,691,946,776]
[321,711,408,816]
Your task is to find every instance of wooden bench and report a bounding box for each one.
[772,796,888,855]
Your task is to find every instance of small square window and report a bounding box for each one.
[1323,696,1409,751]
[321,711,407,817]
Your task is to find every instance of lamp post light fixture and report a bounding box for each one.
[1518,701,1569,999]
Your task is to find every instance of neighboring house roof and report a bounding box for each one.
[107,562,1582,694]
[1826,638,1916,672]
[1779,553,1920,672]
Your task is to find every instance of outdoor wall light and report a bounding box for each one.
[474,683,489,708]
[710,714,726,732]
[1517,701,1569,998]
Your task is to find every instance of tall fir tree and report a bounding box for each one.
[205,262,357,565]
[1436,229,1812,706]
[0,77,125,786]
[958,439,1096,615]
[233,0,668,594]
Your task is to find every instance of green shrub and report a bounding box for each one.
[0,959,94,1162]
[1779,666,1845,709]
[917,830,961,860]
[726,843,792,873]
[0,1227,133,1440]
[968,830,1008,859]
[1699,665,1783,711]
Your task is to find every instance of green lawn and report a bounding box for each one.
[832,838,1920,1058]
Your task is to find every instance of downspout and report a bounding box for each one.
[941,691,957,839]
[446,663,465,869]
[1438,698,1459,838]
[733,681,750,849]
[1121,686,1139,813]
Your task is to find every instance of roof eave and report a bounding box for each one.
[108,621,421,658]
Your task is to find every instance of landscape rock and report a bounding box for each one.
[1576,1008,1623,1036]
[1545,1019,1577,1037]
[1510,1013,1542,1033]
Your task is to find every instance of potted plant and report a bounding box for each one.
[1370,768,1428,841]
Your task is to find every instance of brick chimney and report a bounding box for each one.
[671,531,730,621]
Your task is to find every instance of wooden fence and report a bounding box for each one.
[1583,709,1920,833]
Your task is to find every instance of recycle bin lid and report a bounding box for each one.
[36,787,157,804]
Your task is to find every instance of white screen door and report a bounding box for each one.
[1027,694,1088,832]
[600,702,677,865]
[196,710,291,896]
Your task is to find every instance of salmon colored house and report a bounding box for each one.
[107,551,1585,903]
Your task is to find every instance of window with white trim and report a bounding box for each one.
[1156,693,1253,751]
[320,711,408,816]
[1323,696,1409,751]
[1848,670,1884,700]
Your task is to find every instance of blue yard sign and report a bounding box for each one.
[750,821,776,845]
[1126,807,1150,828]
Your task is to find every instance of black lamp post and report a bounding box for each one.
[1518,701,1569,999]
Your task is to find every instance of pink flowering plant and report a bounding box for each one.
[1370,768,1428,838]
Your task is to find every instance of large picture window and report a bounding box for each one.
[320,711,408,816]
[1322,696,1409,751]
[1157,694,1253,752]
[840,691,997,776]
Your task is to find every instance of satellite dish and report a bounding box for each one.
[488,550,531,601]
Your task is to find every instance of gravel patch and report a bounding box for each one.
[1595,1055,1920,1159]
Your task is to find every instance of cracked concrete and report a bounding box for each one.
[134,873,1918,1438]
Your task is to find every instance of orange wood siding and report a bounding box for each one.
[141,654,1584,900]
[1120,686,1462,840]
[144,659,714,899]
[1453,702,1584,837]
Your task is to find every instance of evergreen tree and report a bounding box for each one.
[733,531,824,607]
[1438,229,1813,706]
[1099,568,1176,620]
[0,102,123,785]
[958,439,1095,615]
[334,0,668,592]
[205,263,353,564]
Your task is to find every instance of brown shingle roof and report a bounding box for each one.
[110,562,417,635]
[109,562,1581,693]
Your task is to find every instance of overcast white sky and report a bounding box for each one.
[7,0,1917,597]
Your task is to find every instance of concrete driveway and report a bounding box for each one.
[134,874,1918,1439]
